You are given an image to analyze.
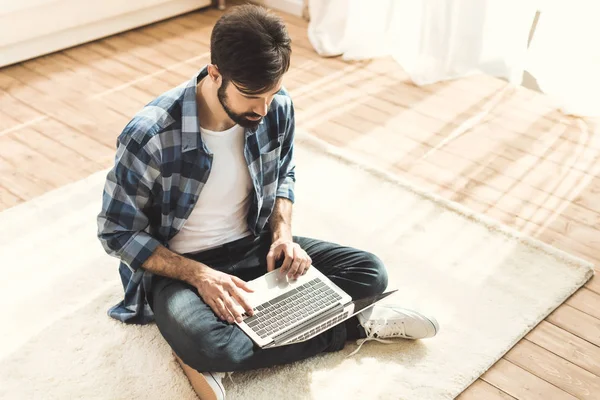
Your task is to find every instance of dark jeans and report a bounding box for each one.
[150,230,388,373]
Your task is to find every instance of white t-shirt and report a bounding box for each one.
[168,124,253,254]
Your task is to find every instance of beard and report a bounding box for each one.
[217,82,263,130]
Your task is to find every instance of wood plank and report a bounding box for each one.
[24,55,147,117]
[45,51,155,103]
[0,157,54,199]
[392,157,600,264]
[62,44,185,100]
[87,42,184,92]
[0,90,45,129]
[159,12,213,48]
[23,56,120,97]
[0,108,27,133]
[305,118,600,259]
[0,135,77,188]
[0,185,22,209]
[34,118,115,167]
[139,19,210,55]
[291,74,600,211]
[587,275,600,296]
[0,71,120,149]
[566,288,600,320]
[547,304,600,347]
[456,379,516,400]
[112,32,200,78]
[66,40,180,80]
[482,359,578,400]
[88,42,178,94]
[102,33,200,80]
[526,321,600,377]
[505,340,600,399]
[5,126,99,174]
[40,50,159,124]
[18,58,135,121]
[308,108,600,220]
[2,63,129,126]
[94,19,195,87]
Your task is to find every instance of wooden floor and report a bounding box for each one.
[1,5,599,400]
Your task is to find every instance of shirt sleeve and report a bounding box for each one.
[97,132,162,272]
[276,101,296,203]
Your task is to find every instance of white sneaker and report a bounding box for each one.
[174,352,227,400]
[348,305,439,356]
[196,372,227,400]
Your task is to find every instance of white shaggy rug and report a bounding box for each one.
[0,134,593,400]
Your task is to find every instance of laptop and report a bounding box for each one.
[233,266,397,348]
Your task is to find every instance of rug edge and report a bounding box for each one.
[296,131,596,275]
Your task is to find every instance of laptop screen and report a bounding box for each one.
[351,289,398,315]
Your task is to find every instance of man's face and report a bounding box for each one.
[217,78,283,129]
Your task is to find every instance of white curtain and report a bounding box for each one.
[308,0,600,117]
[526,1,600,117]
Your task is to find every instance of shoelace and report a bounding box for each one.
[224,371,235,384]
[346,318,407,357]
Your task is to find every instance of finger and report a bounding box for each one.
[209,298,227,321]
[287,258,302,279]
[222,294,242,323]
[227,279,254,315]
[279,247,295,275]
[216,296,235,324]
[302,259,311,275]
[228,287,254,317]
[232,276,254,293]
[292,259,306,279]
[297,259,310,278]
[216,298,231,322]
[266,247,277,272]
[289,247,307,278]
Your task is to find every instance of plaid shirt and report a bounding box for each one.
[97,67,296,324]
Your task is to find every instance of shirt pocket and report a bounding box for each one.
[260,138,281,154]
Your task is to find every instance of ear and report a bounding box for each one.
[207,64,222,85]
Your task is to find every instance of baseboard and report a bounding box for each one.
[253,0,303,17]
[0,0,210,68]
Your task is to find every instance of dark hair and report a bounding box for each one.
[210,4,292,94]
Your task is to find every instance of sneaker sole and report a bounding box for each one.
[427,316,440,337]
[173,352,225,400]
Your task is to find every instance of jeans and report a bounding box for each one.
[150,230,388,373]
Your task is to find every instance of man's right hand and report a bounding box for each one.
[140,245,255,324]
[191,266,255,324]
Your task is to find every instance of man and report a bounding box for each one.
[98,5,439,399]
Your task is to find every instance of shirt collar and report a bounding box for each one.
[181,66,260,153]
[181,67,208,153]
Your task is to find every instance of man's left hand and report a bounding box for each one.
[266,239,312,280]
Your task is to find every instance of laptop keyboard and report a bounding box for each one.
[287,311,350,344]
[242,278,343,339]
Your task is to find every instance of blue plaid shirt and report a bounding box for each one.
[97,67,296,324]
